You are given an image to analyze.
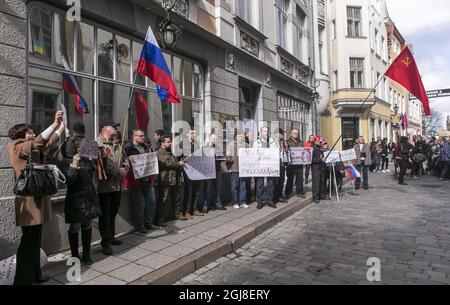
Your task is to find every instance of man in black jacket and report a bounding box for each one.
[397,136,414,185]
[311,136,325,203]
[412,135,427,178]
[285,128,306,199]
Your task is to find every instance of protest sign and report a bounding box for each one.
[79,139,99,159]
[0,249,48,286]
[184,148,216,180]
[325,150,342,164]
[340,149,357,162]
[239,148,280,177]
[290,147,313,165]
[129,152,159,179]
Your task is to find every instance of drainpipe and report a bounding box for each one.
[308,0,318,135]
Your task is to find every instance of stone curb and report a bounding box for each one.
[131,195,314,285]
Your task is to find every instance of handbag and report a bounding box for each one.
[13,142,65,197]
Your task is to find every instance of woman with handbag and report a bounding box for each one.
[63,130,100,265]
[7,111,65,285]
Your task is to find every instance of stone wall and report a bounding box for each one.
[0,0,27,260]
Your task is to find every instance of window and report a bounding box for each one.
[331,19,336,40]
[236,0,253,25]
[333,71,338,91]
[27,4,204,141]
[350,58,364,88]
[318,26,326,74]
[29,7,52,62]
[374,29,379,53]
[347,7,361,37]
[294,7,306,60]
[276,0,289,48]
[381,36,386,59]
[278,94,310,140]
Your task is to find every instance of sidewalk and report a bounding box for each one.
[42,193,314,285]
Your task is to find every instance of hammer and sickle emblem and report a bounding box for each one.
[402,57,412,67]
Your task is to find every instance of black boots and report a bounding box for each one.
[81,229,93,265]
[68,232,80,259]
[68,230,93,265]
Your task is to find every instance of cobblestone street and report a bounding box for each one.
[177,169,450,285]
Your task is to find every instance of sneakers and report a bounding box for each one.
[233,204,240,209]
[216,206,227,211]
[185,212,193,220]
[241,203,249,209]
[136,227,149,234]
[413,175,419,180]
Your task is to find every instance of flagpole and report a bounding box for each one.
[325,75,385,160]
[118,70,139,167]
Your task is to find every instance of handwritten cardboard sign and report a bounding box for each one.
[325,150,342,164]
[238,148,280,177]
[184,148,217,181]
[129,152,159,179]
[290,147,313,165]
[340,149,357,162]
[79,139,99,159]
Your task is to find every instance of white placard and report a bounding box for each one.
[184,148,216,181]
[238,148,280,177]
[0,249,48,286]
[129,152,159,179]
[60,103,70,137]
[340,149,357,162]
[290,147,313,165]
[325,150,342,164]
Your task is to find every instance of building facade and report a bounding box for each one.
[320,0,396,150]
[0,0,321,259]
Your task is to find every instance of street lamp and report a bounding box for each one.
[158,0,183,49]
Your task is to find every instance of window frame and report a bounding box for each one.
[347,6,362,37]
[349,57,365,89]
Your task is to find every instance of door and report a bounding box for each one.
[341,117,359,150]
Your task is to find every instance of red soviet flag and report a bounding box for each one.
[384,46,430,116]
[134,90,150,131]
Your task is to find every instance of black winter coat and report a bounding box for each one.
[64,159,100,224]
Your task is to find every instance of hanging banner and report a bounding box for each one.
[239,148,280,177]
[290,147,313,165]
[129,152,159,179]
[340,149,357,162]
[184,148,216,180]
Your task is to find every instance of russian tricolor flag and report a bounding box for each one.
[346,164,361,182]
[62,56,90,116]
[137,26,181,104]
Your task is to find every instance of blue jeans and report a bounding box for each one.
[129,181,156,229]
[69,221,92,233]
[355,164,369,188]
[231,172,247,205]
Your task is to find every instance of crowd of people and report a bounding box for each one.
[6,110,449,285]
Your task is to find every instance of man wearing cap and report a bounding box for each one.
[354,135,372,190]
[95,119,129,255]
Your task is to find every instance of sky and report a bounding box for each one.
[386,0,450,127]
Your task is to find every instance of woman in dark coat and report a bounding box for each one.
[63,133,100,265]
